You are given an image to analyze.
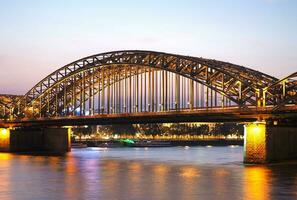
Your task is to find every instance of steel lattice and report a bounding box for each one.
[0,50,296,120]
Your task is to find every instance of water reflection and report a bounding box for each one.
[151,164,169,199]
[0,153,12,200]
[244,166,271,200]
[0,148,295,199]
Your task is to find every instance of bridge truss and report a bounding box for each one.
[0,95,22,119]
[0,50,296,120]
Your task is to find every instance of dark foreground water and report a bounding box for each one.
[0,146,297,200]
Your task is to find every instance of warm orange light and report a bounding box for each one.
[247,123,266,144]
[244,122,267,163]
[0,128,9,137]
[67,127,72,150]
[0,128,10,151]
[179,166,200,178]
[244,166,270,200]
[252,125,264,135]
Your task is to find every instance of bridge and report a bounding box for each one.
[0,50,297,163]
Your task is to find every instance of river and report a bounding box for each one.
[0,146,296,200]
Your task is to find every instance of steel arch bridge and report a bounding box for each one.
[1,50,297,122]
[0,95,22,119]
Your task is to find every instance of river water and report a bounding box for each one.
[0,146,296,200]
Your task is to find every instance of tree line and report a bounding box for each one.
[72,123,244,138]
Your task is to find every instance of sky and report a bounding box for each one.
[0,0,296,95]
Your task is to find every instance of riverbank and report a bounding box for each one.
[76,139,243,147]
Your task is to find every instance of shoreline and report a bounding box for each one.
[75,139,244,147]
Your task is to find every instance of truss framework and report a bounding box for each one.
[0,50,295,120]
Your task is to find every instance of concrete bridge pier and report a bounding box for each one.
[244,122,297,163]
[0,127,71,153]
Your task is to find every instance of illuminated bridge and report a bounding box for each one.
[0,50,297,163]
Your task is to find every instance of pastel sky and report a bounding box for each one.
[0,0,296,94]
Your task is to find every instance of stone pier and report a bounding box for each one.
[244,122,297,163]
[0,127,71,153]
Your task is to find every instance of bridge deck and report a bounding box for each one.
[1,106,297,127]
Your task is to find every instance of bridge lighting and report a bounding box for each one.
[250,122,266,137]
[120,138,135,145]
[245,122,266,145]
[244,122,267,161]
[0,128,10,141]
[102,135,110,140]
[0,128,8,135]
[245,122,277,164]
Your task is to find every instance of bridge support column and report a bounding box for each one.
[0,128,11,152]
[0,127,71,153]
[244,122,297,163]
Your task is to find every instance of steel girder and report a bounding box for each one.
[36,65,146,117]
[10,50,297,119]
[0,94,22,119]
[265,72,297,110]
[19,51,275,103]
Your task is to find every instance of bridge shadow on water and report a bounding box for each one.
[11,151,68,157]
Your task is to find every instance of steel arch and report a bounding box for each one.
[265,72,297,110]
[0,94,22,118]
[20,50,277,106]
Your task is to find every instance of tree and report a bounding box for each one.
[137,123,165,137]
[97,124,137,135]
[210,123,244,136]
[168,123,209,135]
[109,124,137,135]
[72,126,92,140]
[193,124,209,135]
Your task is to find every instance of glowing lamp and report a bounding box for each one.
[0,129,8,136]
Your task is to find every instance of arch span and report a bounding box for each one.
[0,95,22,118]
[266,72,297,110]
[14,50,284,118]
